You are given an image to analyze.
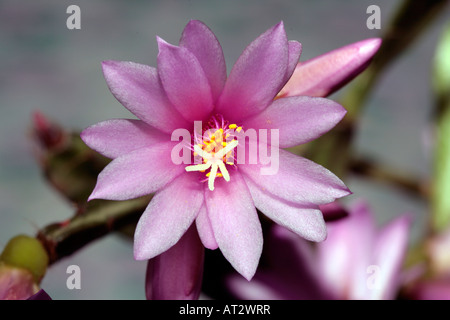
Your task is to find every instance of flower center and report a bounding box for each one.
[185,116,242,191]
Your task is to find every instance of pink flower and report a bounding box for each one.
[228,201,411,300]
[81,20,380,296]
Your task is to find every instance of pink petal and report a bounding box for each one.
[179,20,227,102]
[157,37,214,122]
[195,203,218,250]
[371,215,411,300]
[205,171,262,280]
[81,119,168,159]
[228,225,334,300]
[102,60,189,133]
[267,225,334,299]
[134,173,204,260]
[243,96,346,148]
[279,38,382,98]
[88,142,185,201]
[145,224,204,300]
[316,201,376,299]
[285,41,302,82]
[245,177,326,241]
[215,22,289,122]
[240,149,351,206]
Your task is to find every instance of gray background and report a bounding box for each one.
[0,0,449,299]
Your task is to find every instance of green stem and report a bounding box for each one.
[36,197,151,265]
[431,21,450,232]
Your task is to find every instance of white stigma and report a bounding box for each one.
[185,139,238,191]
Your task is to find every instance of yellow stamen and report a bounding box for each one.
[207,172,223,178]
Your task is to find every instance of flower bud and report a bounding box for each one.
[0,235,49,283]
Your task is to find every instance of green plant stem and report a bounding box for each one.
[431,22,450,233]
[36,197,150,265]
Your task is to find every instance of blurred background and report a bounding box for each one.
[0,0,449,299]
